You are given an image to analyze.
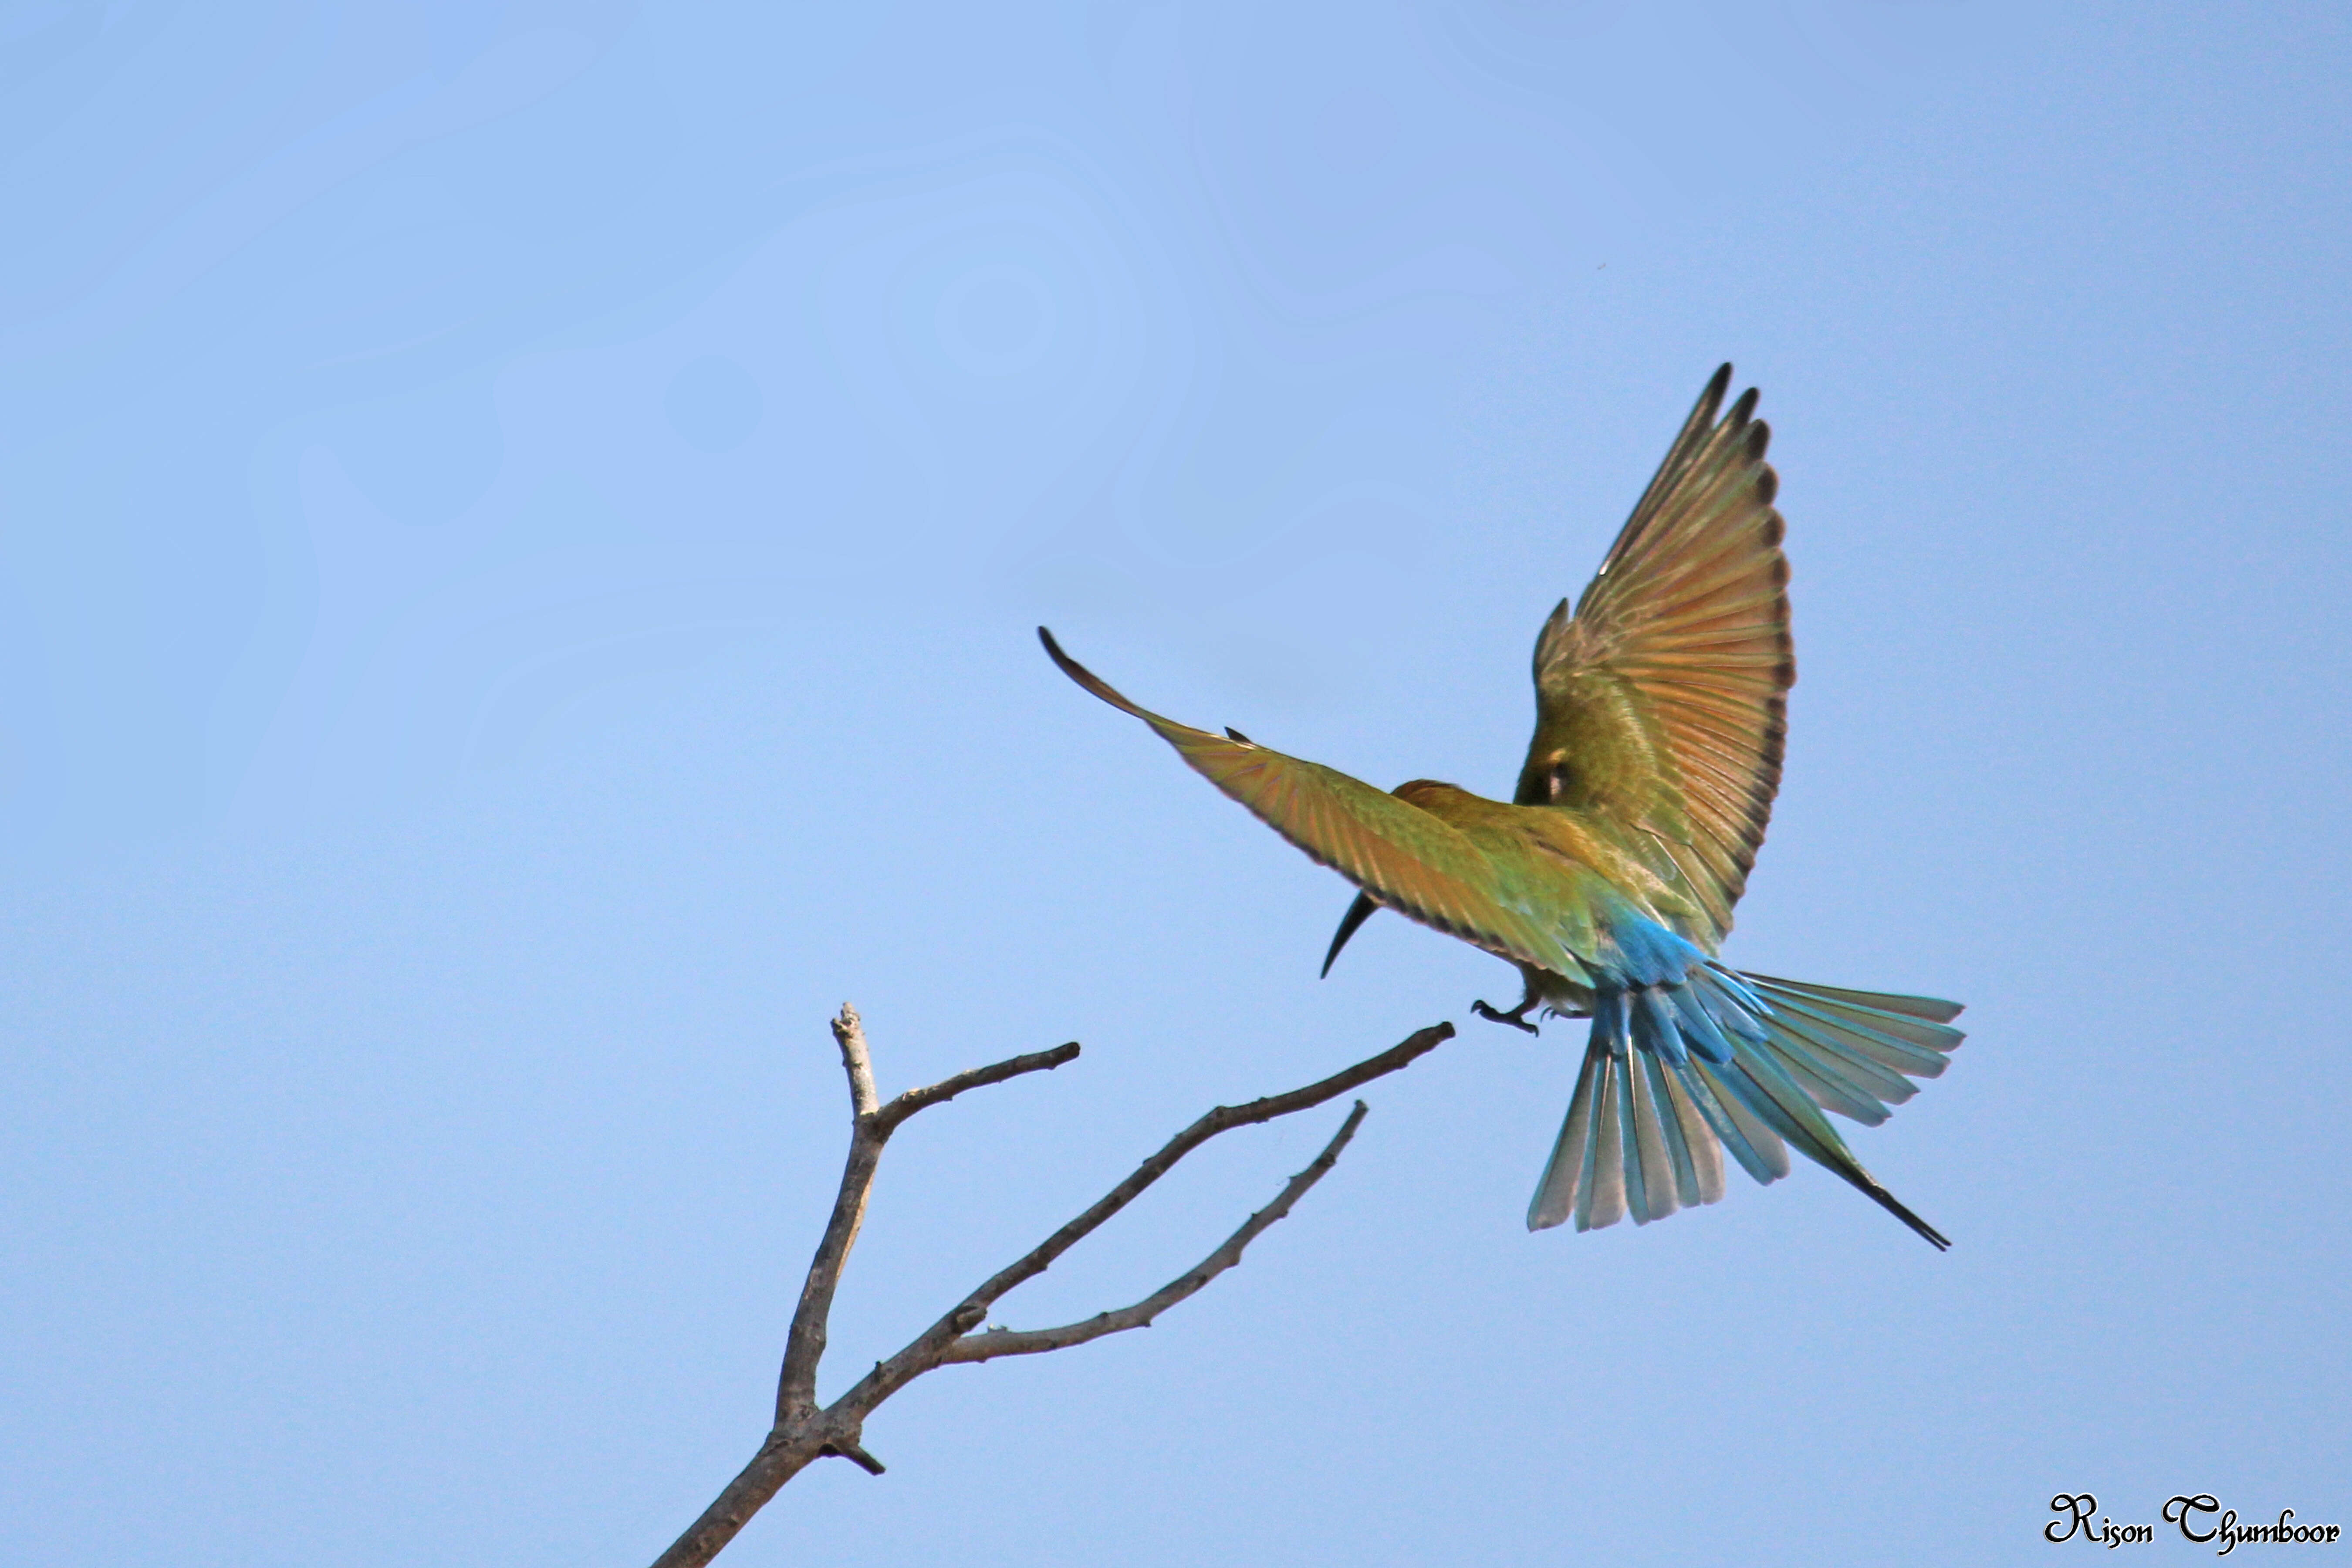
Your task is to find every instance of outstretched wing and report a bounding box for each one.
[1516,365,1794,945]
[1040,629,1593,985]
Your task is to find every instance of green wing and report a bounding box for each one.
[1040,629,1592,984]
[1515,365,1796,945]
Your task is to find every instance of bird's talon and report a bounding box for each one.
[1473,999,1540,1035]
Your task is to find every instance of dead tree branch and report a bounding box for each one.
[647,1010,1455,1568]
[942,1099,1370,1363]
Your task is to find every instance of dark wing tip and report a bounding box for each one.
[1703,362,1733,408]
[1036,626,1149,720]
[1037,624,1089,687]
[1728,385,1761,428]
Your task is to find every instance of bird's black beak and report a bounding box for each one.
[1319,892,1382,978]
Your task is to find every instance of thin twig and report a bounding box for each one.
[874,1041,1083,1134]
[943,1098,1371,1362]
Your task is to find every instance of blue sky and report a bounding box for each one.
[3,3,2345,1563]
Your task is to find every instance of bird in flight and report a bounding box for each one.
[1039,365,1964,1247]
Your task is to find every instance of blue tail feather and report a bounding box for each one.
[1744,980,1961,1075]
[1633,987,1688,1066]
[1667,984,1736,1064]
[1767,1005,1919,1108]
[1585,1052,1629,1230]
[1610,916,1702,987]
[1627,1045,1686,1221]
[1740,973,1964,1025]
[1638,1050,1705,1209]
[1764,1023,1901,1125]
[1524,916,1964,1246]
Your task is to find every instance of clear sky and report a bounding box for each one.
[3,3,2346,1563]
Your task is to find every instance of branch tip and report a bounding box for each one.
[874,1040,1085,1134]
[829,1004,879,1119]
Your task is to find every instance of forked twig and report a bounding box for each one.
[942,1099,1371,1364]
[648,1007,1455,1568]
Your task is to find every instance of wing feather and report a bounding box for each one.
[1515,366,1795,945]
[1040,630,1589,980]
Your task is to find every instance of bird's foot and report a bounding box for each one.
[1472,998,1541,1035]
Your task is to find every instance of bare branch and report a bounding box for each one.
[943,1099,1370,1363]
[954,1023,1450,1317]
[828,1021,1455,1415]
[652,1432,829,1568]
[874,1041,1083,1135]
[650,1017,1458,1568]
[775,1015,1082,1426]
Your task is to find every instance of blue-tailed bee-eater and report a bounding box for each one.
[1042,366,1965,1246]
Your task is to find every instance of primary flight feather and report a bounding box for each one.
[1040,365,1965,1247]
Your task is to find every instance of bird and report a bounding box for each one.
[1038,365,1965,1247]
